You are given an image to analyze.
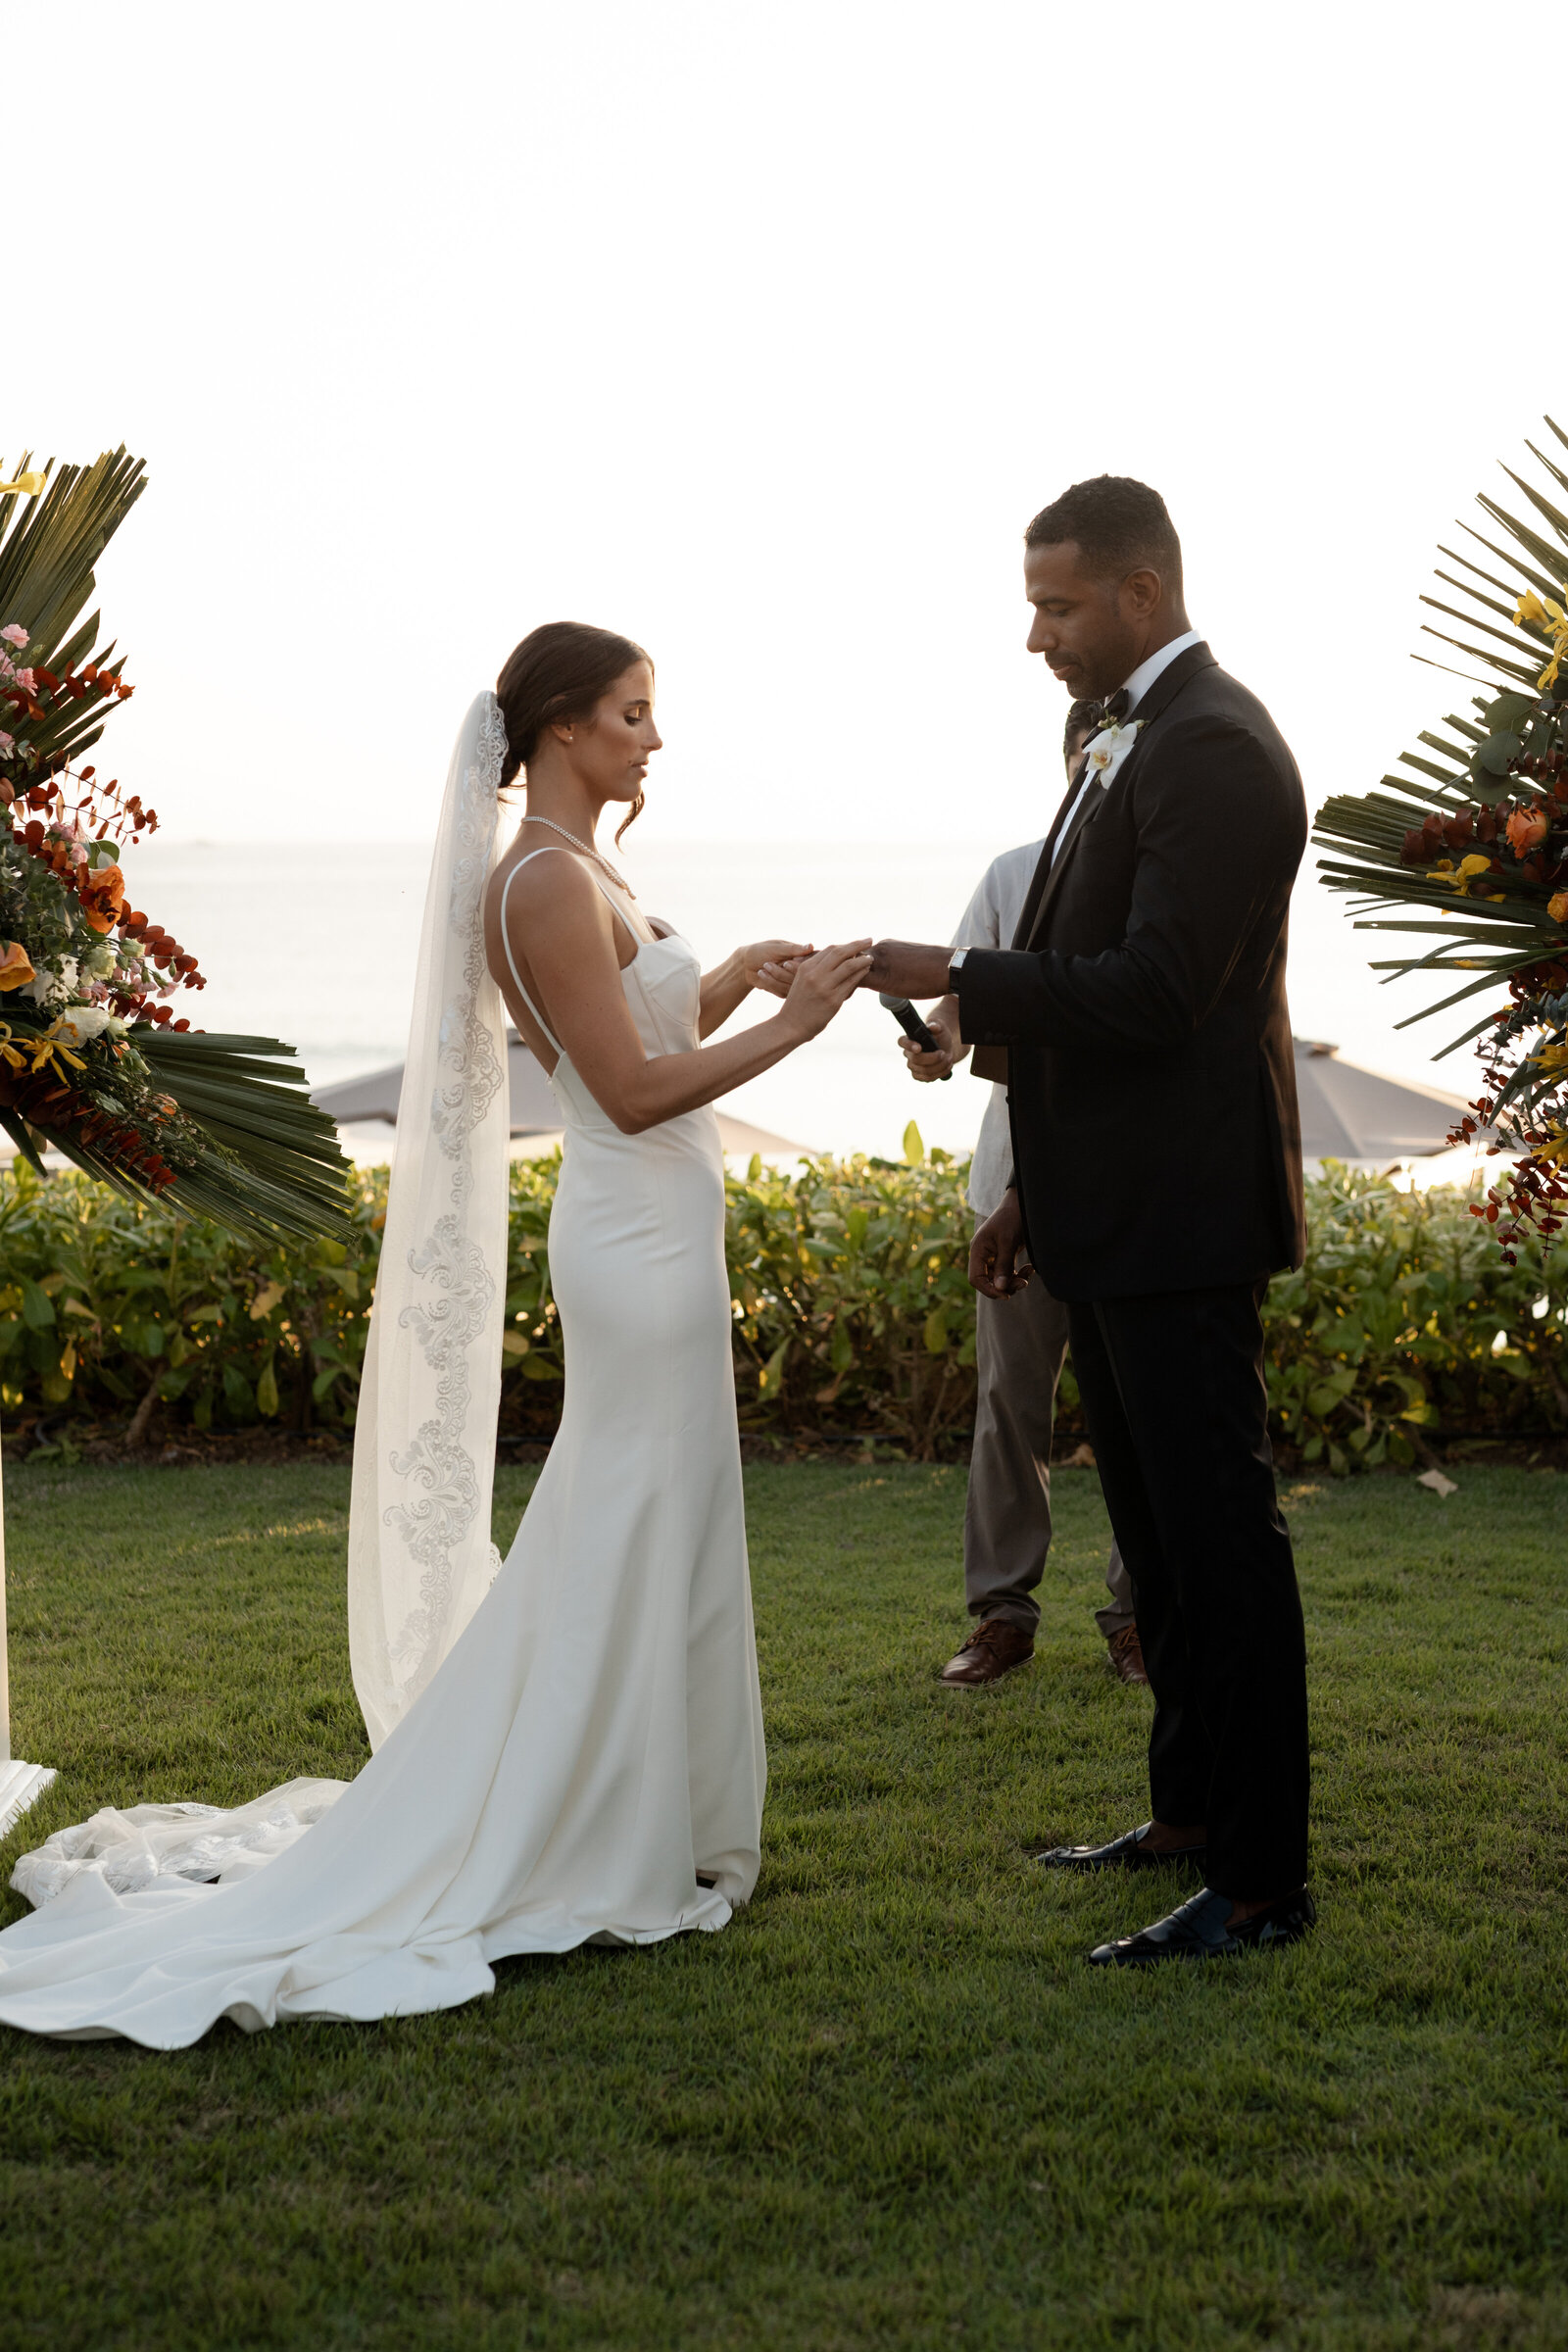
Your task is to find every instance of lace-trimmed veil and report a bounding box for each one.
[348,691,512,1749]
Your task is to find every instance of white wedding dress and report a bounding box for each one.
[0,701,765,2046]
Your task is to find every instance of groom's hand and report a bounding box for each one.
[864,940,951,999]
[968,1189,1031,1299]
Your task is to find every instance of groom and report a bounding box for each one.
[867,475,1312,1967]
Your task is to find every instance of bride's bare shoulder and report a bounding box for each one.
[491,843,601,927]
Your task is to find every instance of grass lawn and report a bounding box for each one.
[0,1458,1564,2350]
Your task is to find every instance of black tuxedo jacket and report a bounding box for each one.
[956,642,1307,1300]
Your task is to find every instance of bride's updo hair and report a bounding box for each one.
[495,622,653,791]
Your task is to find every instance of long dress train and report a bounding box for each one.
[0,896,765,2044]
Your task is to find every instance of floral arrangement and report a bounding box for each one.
[0,449,349,1239]
[1313,418,1568,1263]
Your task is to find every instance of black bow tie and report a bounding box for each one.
[1084,687,1132,732]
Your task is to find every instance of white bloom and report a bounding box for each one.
[21,956,77,1007]
[83,942,118,980]
[55,1004,118,1043]
[1084,718,1145,790]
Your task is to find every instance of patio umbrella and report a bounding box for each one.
[1293,1038,1471,1162]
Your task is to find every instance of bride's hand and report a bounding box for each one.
[743,939,813,999]
[777,941,873,1040]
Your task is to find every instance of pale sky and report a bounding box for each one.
[10,0,1566,1091]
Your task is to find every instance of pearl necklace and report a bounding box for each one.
[518,814,636,897]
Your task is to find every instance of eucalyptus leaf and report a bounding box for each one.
[1478,730,1523,775]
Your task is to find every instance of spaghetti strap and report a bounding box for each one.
[577,862,646,928]
[498,852,569,1057]
[497,847,648,1059]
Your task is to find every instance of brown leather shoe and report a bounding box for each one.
[941,1619,1034,1686]
[1106,1625,1150,1687]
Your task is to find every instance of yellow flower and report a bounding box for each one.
[1534,1042,1568,1072]
[1550,891,1568,923]
[1513,583,1568,689]
[24,1019,88,1083]
[1429,853,1494,896]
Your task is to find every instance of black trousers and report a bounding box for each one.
[1066,1281,1309,1897]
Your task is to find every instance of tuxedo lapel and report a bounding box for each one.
[970,766,1088,1082]
[1021,774,1105,945]
[1022,642,1217,951]
[1007,761,1087,951]
[1124,639,1215,729]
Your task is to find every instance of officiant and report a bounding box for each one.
[900,699,1144,1691]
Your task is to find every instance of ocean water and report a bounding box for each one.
[122,837,1008,1163]
[121,834,1478,1167]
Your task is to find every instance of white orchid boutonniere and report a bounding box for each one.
[1084,718,1145,790]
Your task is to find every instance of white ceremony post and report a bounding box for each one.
[0,1427,55,1838]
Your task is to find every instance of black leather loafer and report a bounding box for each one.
[1034,1822,1207,1874]
[1087,1884,1316,1968]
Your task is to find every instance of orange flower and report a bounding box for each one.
[78,860,125,934]
[1505,805,1551,857]
[0,940,33,991]
[1549,892,1568,924]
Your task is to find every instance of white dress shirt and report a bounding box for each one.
[1049,627,1203,865]
[1118,626,1203,714]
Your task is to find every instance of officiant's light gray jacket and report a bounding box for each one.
[956,643,1307,1301]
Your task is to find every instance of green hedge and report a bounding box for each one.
[1,1152,1563,1465]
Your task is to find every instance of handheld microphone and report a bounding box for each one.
[879,993,952,1078]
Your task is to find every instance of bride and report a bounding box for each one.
[0,621,869,2045]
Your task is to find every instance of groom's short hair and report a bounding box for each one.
[1025,476,1183,598]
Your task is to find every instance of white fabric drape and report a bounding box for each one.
[347,691,511,1749]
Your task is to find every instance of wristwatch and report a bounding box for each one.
[948,948,967,992]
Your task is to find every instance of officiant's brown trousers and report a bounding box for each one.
[1067,1279,1310,1898]
[965,1273,1133,1638]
